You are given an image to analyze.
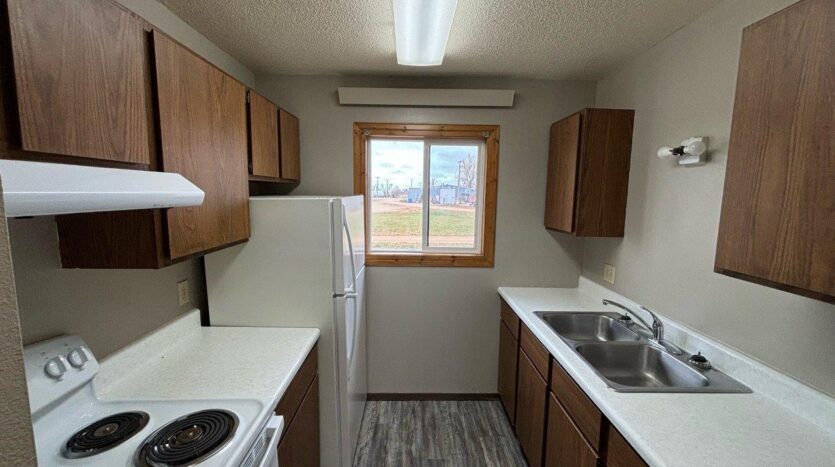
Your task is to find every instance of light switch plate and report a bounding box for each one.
[603,264,616,285]
[177,280,190,306]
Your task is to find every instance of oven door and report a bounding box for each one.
[256,415,284,467]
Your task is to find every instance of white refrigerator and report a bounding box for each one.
[204,196,367,467]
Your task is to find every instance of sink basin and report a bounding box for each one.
[533,311,751,393]
[575,343,709,391]
[536,312,641,342]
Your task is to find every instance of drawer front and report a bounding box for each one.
[275,344,318,424]
[500,298,520,339]
[521,325,550,379]
[550,357,603,452]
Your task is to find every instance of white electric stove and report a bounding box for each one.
[24,335,283,467]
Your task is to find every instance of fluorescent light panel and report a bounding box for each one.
[393,0,458,66]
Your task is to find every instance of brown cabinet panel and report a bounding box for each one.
[544,392,598,467]
[544,108,634,237]
[574,109,633,236]
[715,0,834,303]
[152,31,250,259]
[278,374,320,467]
[498,321,519,425]
[6,0,150,164]
[550,358,604,452]
[248,91,280,178]
[500,298,520,339]
[607,425,647,467]
[521,324,550,380]
[516,349,548,467]
[278,108,300,181]
[544,113,580,232]
[275,345,318,427]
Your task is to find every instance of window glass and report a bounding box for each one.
[427,144,480,249]
[368,139,423,251]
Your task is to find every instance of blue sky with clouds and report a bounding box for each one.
[369,140,478,189]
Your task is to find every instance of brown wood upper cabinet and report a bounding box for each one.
[152,31,249,260]
[56,30,250,268]
[278,108,300,181]
[715,0,834,304]
[3,0,150,164]
[544,108,634,237]
[248,90,280,179]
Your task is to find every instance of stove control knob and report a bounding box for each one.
[67,347,89,368]
[44,356,68,379]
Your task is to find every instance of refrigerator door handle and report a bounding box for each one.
[343,206,358,295]
[345,293,360,370]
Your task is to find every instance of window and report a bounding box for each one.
[353,123,499,267]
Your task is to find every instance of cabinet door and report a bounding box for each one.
[544,113,580,232]
[544,392,598,467]
[607,426,647,467]
[249,91,280,178]
[715,0,834,303]
[574,109,633,237]
[278,108,300,181]
[152,31,249,259]
[278,374,320,467]
[516,349,547,467]
[498,321,518,425]
[6,0,149,164]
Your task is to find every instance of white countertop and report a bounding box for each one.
[94,310,319,420]
[499,279,835,467]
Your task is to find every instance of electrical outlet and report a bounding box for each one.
[177,280,190,306]
[603,264,616,285]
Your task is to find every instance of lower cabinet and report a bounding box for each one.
[278,374,320,466]
[545,392,598,467]
[498,320,519,424]
[499,298,649,467]
[274,344,320,466]
[515,349,548,467]
[607,425,648,467]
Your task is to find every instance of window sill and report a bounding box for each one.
[366,252,494,268]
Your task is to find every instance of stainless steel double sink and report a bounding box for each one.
[535,312,751,393]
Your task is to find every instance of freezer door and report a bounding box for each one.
[332,196,365,296]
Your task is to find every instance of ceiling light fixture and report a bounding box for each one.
[393,0,458,66]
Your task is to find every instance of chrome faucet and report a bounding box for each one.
[602,299,683,355]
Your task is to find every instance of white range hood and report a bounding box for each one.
[0,160,205,217]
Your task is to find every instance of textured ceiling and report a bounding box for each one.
[159,0,720,80]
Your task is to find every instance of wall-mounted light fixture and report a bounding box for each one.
[393,0,459,66]
[657,137,708,166]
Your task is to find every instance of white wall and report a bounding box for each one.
[10,0,253,359]
[115,0,254,86]
[584,0,835,396]
[255,75,595,392]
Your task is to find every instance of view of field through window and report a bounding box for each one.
[368,139,481,252]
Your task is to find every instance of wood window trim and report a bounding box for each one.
[353,122,499,267]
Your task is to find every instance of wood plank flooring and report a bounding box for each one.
[353,400,528,467]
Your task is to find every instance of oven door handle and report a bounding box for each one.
[257,415,284,467]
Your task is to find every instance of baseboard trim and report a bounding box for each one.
[367,393,500,401]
